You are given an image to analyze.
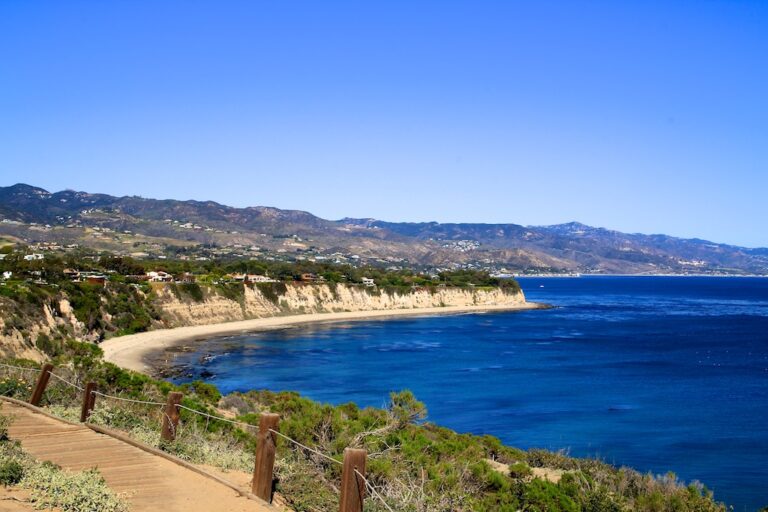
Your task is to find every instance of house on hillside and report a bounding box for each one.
[63,268,80,281]
[146,271,173,282]
[78,271,108,286]
[85,275,107,286]
[361,277,375,287]
[247,274,278,283]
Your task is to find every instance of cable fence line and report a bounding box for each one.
[176,403,257,431]
[177,402,400,509]
[0,362,42,374]
[46,369,84,392]
[91,390,165,407]
[269,428,343,466]
[355,468,396,512]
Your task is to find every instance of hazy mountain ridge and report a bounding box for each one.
[1,183,766,275]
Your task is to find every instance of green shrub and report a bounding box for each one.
[215,283,245,302]
[22,464,127,512]
[509,461,533,479]
[65,340,104,373]
[0,376,33,399]
[179,282,204,302]
[0,413,10,441]
[255,282,287,304]
[0,460,24,485]
[180,380,221,405]
[516,478,579,512]
[36,333,63,357]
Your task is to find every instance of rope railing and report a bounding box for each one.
[177,403,258,431]
[174,393,396,510]
[91,391,165,407]
[4,361,401,511]
[269,428,343,466]
[0,362,42,374]
[355,468,396,512]
[169,399,402,509]
[46,370,84,392]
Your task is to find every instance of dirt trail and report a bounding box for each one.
[1,399,273,512]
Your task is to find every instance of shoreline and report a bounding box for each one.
[101,302,548,375]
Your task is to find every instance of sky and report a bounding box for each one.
[0,1,766,247]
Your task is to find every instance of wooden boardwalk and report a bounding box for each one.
[1,399,273,512]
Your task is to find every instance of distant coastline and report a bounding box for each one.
[101,302,548,375]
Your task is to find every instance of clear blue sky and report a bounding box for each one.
[1,1,766,247]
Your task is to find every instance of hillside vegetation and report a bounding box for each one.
[0,346,728,512]
[0,251,523,360]
[0,249,732,510]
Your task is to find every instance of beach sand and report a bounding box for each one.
[101,303,546,374]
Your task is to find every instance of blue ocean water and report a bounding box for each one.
[170,277,768,510]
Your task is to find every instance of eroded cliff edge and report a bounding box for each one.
[0,283,526,360]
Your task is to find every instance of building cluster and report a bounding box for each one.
[226,273,279,284]
[62,269,109,285]
[440,239,481,252]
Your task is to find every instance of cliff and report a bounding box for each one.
[154,282,526,327]
[0,298,84,362]
[0,282,526,360]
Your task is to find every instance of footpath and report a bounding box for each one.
[1,399,272,512]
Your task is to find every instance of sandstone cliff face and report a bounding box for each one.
[153,283,526,328]
[0,283,525,359]
[0,299,84,362]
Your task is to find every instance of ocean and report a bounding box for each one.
[169,276,768,510]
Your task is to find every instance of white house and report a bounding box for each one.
[23,253,44,261]
[361,277,375,287]
[146,271,173,282]
[2,271,11,280]
[248,274,278,283]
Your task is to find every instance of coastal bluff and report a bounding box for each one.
[0,282,527,361]
[154,282,527,327]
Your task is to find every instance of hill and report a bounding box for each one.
[1,183,766,275]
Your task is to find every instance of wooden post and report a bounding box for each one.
[29,363,54,406]
[80,382,97,422]
[339,448,367,512]
[160,391,183,441]
[251,413,280,502]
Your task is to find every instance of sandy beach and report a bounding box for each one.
[101,302,546,374]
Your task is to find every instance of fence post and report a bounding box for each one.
[29,363,54,406]
[80,382,97,422]
[252,412,280,502]
[339,448,367,512]
[160,391,183,441]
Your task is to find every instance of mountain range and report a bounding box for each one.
[1,183,766,275]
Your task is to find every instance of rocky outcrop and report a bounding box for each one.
[0,299,84,362]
